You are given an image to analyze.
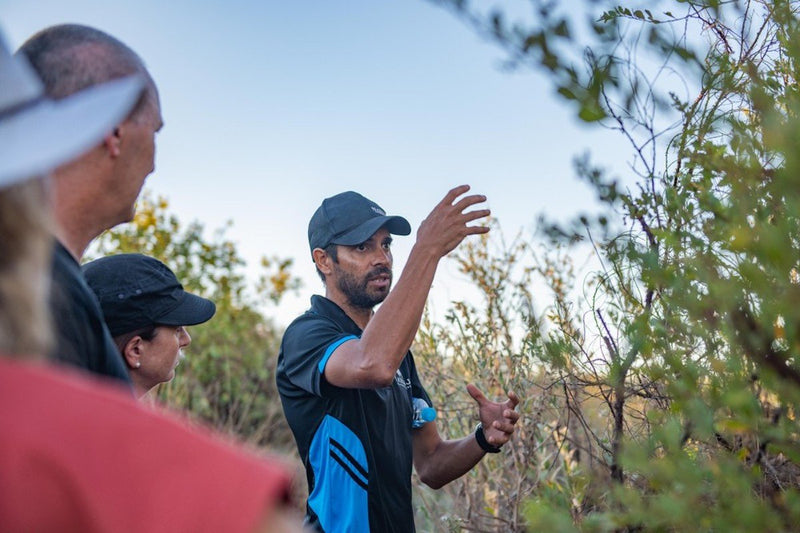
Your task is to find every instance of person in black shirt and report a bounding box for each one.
[277,187,520,532]
[49,243,131,382]
[18,25,163,384]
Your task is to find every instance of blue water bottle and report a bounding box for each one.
[411,397,437,428]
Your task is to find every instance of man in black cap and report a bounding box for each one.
[83,254,216,398]
[277,185,520,532]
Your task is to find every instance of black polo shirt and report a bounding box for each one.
[277,295,432,533]
[49,241,131,385]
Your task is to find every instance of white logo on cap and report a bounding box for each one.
[371,206,385,215]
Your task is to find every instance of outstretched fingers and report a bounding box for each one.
[463,207,490,221]
[453,192,487,213]
[440,185,490,221]
[463,211,491,236]
[440,184,473,207]
[417,185,491,258]
[452,189,490,232]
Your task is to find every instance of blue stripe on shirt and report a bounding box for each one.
[318,335,358,374]
[308,415,370,533]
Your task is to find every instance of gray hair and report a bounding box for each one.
[18,24,154,118]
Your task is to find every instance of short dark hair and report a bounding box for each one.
[18,24,154,119]
[315,243,339,283]
[112,324,158,356]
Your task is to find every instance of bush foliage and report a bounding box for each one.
[417,0,800,531]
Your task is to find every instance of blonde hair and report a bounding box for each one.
[0,177,54,357]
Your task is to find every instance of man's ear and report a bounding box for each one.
[103,126,123,158]
[122,335,143,370]
[312,247,333,277]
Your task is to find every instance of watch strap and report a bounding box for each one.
[475,422,502,453]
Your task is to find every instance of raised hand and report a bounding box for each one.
[467,383,520,449]
[415,185,490,259]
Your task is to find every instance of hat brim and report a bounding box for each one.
[0,75,144,188]
[154,292,217,328]
[331,215,411,246]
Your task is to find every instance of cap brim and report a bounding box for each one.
[332,215,411,246]
[0,75,144,188]
[155,292,217,327]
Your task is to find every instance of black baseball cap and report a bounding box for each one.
[82,254,216,337]
[308,191,411,255]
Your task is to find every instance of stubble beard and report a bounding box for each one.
[335,265,393,310]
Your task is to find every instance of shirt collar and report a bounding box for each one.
[309,295,362,335]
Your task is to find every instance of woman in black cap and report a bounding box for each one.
[83,253,216,397]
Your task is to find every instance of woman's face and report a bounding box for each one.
[138,325,191,390]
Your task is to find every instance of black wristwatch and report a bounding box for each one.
[474,423,502,453]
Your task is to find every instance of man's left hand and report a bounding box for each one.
[467,384,520,449]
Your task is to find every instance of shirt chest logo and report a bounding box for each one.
[394,370,411,390]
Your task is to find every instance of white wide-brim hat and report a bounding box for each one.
[0,28,144,188]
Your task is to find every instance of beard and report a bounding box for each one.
[334,264,392,310]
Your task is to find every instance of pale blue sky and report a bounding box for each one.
[1,1,629,325]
